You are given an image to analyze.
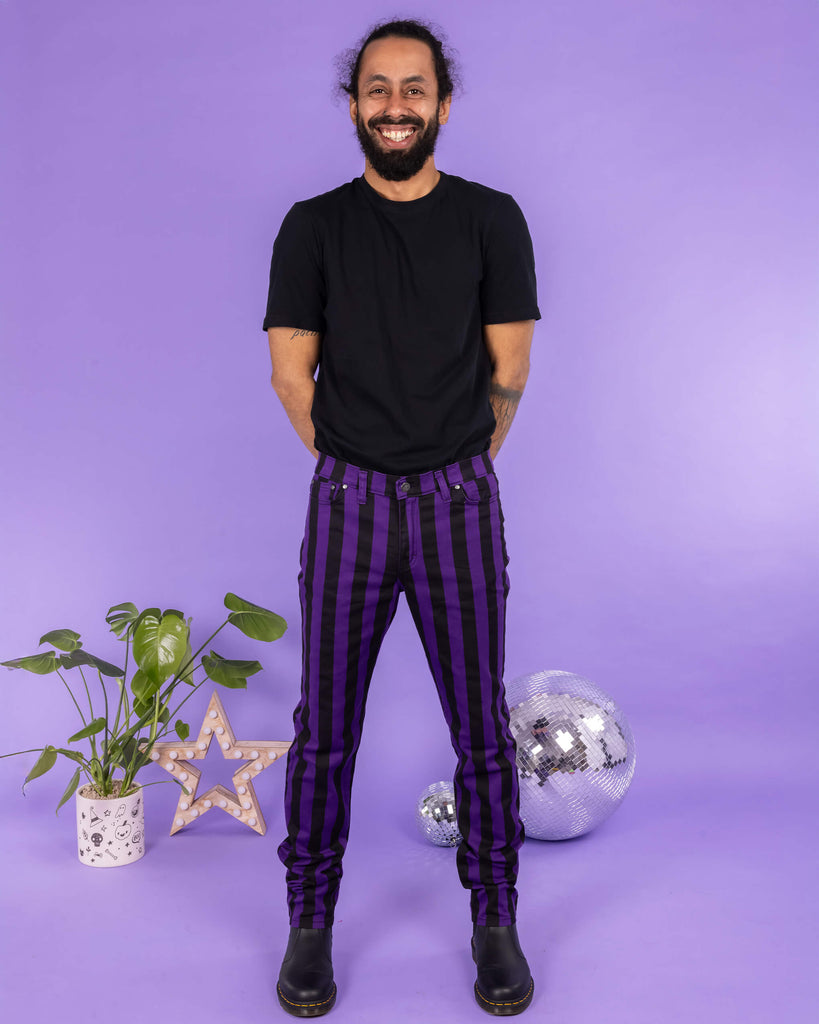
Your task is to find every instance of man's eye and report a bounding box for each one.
[371,88,386,95]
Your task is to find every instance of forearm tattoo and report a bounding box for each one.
[489,382,523,452]
[290,328,319,339]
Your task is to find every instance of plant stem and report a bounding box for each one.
[56,669,87,727]
[110,635,129,739]
[163,667,209,727]
[77,758,96,791]
[122,633,133,734]
[78,664,94,719]
[76,666,100,766]
[122,719,148,793]
[99,669,110,757]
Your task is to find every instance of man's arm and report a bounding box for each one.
[267,326,322,457]
[483,320,535,459]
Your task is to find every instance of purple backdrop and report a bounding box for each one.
[1,1,816,1021]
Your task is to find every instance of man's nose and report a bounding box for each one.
[382,96,413,120]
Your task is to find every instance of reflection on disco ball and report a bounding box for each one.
[416,780,463,847]
[505,670,637,841]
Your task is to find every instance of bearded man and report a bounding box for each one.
[263,18,540,1018]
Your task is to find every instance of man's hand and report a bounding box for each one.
[483,320,535,459]
[267,326,322,457]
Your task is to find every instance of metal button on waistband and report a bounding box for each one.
[400,481,411,492]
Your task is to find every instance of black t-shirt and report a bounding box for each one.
[262,170,541,474]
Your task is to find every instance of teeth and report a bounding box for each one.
[380,128,414,141]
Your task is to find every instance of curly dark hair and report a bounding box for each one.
[334,17,462,103]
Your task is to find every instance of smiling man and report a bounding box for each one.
[263,18,540,1018]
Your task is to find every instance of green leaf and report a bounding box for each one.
[106,602,139,637]
[202,651,261,689]
[59,650,125,677]
[55,748,88,765]
[1,652,60,674]
[132,697,150,720]
[56,768,82,814]
[132,607,161,634]
[224,593,287,642]
[39,629,82,652]
[120,737,152,772]
[130,668,161,704]
[132,611,189,686]
[23,746,58,792]
[174,719,190,741]
[67,718,106,743]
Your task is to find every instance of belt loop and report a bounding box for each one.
[445,463,465,488]
[434,469,451,502]
[358,469,368,503]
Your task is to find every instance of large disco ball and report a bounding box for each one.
[505,670,636,841]
[415,780,463,847]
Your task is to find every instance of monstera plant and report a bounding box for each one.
[1,593,287,810]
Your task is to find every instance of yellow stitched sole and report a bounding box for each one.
[276,981,337,1015]
[474,977,534,1013]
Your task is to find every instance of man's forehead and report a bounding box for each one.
[358,36,436,81]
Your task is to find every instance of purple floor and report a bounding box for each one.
[1,641,812,1024]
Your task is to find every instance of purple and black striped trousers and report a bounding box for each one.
[276,450,525,927]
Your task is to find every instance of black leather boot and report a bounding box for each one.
[277,926,337,1017]
[472,924,534,1015]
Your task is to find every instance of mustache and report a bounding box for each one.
[368,116,425,130]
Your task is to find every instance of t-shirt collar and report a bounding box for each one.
[357,170,448,211]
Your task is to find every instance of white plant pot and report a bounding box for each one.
[76,782,145,867]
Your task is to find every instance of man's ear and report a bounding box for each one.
[349,95,358,125]
[439,94,452,125]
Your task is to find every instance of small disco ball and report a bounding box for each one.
[505,669,636,841]
[416,780,463,847]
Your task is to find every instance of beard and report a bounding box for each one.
[355,110,441,182]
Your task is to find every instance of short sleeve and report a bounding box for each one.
[479,193,541,325]
[262,202,326,332]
